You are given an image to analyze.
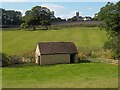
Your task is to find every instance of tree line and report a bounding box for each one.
[0,6,66,30]
[0,8,22,25]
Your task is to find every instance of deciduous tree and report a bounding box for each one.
[97,1,120,59]
[23,6,54,30]
[0,8,22,25]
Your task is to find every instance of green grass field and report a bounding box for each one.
[2,27,107,55]
[2,27,118,88]
[2,63,118,88]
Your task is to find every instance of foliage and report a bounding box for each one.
[93,13,98,20]
[1,53,9,66]
[20,23,29,29]
[19,51,35,62]
[23,6,54,30]
[8,55,23,64]
[68,16,78,21]
[1,52,24,67]
[2,52,35,67]
[97,1,120,59]
[51,17,66,22]
[103,39,114,49]
[78,47,114,60]
[0,8,22,25]
[41,19,51,30]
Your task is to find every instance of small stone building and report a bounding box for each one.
[35,42,78,65]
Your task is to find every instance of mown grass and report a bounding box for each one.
[2,27,107,55]
[2,63,118,88]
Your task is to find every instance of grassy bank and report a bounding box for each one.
[2,63,118,88]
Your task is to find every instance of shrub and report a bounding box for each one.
[78,47,115,60]
[1,51,35,67]
[79,53,88,60]
[8,55,23,64]
[20,23,29,29]
[20,51,35,62]
[103,40,114,49]
[1,53,10,67]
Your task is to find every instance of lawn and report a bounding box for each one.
[2,27,107,55]
[2,63,118,88]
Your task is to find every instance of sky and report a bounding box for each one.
[1,2,108,19]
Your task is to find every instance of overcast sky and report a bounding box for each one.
[1,2,109,19]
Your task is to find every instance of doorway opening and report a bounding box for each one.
[70,54,75,63]
[38,56,40,65]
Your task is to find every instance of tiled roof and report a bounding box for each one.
[38,42,78,55]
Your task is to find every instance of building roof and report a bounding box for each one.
[38,42,78,55]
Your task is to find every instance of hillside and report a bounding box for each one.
[2,27,107,55]
[51,21,103,27]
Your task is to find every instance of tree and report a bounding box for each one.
[68,16,77,21]
[23,6,54,30]
[97,1,120,59]
[93,13,98,20]
[0,8,22,25]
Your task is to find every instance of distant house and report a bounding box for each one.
[35,42,78,65]
[83,16,92,21]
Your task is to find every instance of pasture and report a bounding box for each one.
[2,27,118,88]
[2,27,107,55]
[2,63,118,88]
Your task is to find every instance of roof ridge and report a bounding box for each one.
[37,42,78,55]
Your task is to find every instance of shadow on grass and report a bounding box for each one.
[78,60,91,63]
[2,58,93,68]
[25,27,62,31]
[3,62,38,68]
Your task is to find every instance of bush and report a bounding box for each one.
[20,51,35,62]
[1,53,10,67]
[78,47,115,60]
[103,40,114,49]
[103,40,120,59]
[20,23,29,29]
[1,53,24,67]
[8,55,23,64]
[1,51,35,67]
